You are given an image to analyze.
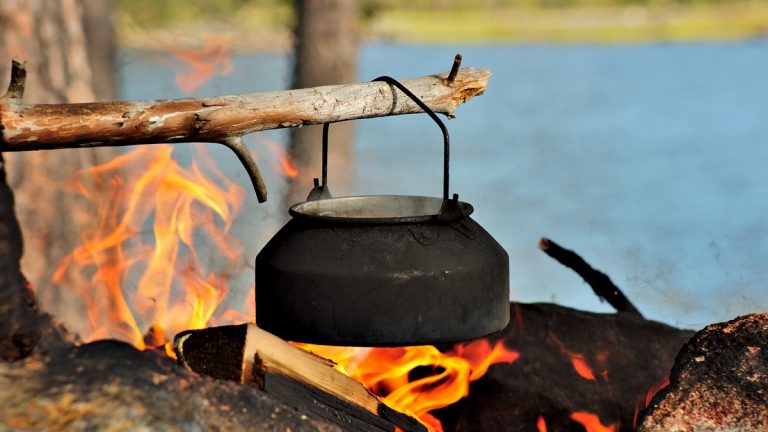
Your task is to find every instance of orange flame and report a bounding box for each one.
[537,416,548,432]
[167,37,233,94]
[298,340,519,432]
[644,375,670,407]
[634,374,670,427]
[254,136,299,178]
[52,145,246,354]
[548,332,599,381]
[570,355,597,381]
[570,411,617,432]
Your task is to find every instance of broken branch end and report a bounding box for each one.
[3,58,27,101]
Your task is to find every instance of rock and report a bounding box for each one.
[639,313,768,432]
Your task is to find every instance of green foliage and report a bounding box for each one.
[117,0,290,27]
[116,0,768,45]
[369,0,759,7]
[118,0,762,28]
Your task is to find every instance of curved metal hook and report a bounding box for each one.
[371,76,450,201]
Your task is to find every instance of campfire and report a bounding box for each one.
[1,57,765,432]
[29,142,669,432]
[44,137,522,431]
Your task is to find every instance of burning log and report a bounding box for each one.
[175,324,426,432]
[0,58,489,202]
[638,313,768,431]
[434,303,694,432]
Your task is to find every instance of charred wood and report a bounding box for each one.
[0,154,40,361]
[0,148,75,360]
[0,70,30,358]
[638,313,768,431]
[539,237,643,317]
[435,303,693,432]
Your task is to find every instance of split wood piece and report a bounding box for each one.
[539,237,643,317]
[174,324,426,432]
[0,58,490,203]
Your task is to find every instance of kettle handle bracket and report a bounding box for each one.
[316,76,453,204]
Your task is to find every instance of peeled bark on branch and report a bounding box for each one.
[0,59,490,202]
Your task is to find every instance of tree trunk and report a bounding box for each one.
[0,0,117,310]
[289,0,359,206]
[81,0,117,102]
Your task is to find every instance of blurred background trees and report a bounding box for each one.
[0,0,118,296]
[1,0,766,330]
[115,0,768,47]
[288,0,359,205]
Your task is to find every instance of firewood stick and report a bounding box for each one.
[538,237,643,317]
[174,324,426,432]
[240,324,376,411]
[0,58,490,203]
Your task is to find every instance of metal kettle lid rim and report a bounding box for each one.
[289,195,474,224]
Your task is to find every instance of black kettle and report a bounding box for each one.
[256,77,509,346]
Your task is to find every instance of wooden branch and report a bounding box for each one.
[1,58,26,101]
[175,324,426,432]
[538,237,643,317]
[0,57,490,202]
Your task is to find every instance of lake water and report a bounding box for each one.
[120,41,768,329]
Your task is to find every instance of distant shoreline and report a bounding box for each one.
[118,2,768,53]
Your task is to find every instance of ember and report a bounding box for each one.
[548,332,598,381]
[537,416,547,432]
[570,411,617,432]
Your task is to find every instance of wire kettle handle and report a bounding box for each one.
[317,76,450,201]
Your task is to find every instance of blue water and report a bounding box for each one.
[120,41,768,329]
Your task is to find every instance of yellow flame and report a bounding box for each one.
[53,144,244,351]
[298,340,519,432]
